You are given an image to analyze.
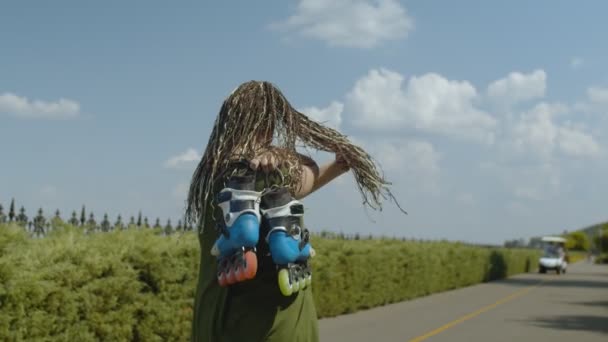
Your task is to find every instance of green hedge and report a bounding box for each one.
[309,237,540,317]
[0,224,540,341]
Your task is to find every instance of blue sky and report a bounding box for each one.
[1,0,607,244]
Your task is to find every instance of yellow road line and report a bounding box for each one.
[408,280,545,342]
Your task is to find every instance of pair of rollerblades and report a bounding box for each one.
[210,172,315,296]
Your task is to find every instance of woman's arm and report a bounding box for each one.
[249,150,349,199]
[293,154,349,200]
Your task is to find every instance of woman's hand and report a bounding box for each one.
[249,151,279,173]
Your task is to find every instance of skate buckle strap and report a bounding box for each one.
[298,228,310,250]
[289,203,304,215]
[261,200,304,219]
[217,187,262,227]
[229,200,256,212]
[264,215,304,244]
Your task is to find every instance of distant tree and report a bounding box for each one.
[528,237,543,249]
[69,211,79,226]
[0,204,6,224]
[137,212,142,227]
[115,215,125,230]
[565,231,590,251]
[164,219,173,235]
[128,216,136,229]
[87,213,97,232]
[504,238,527,248]
[100,214,111,232]
[144,217,149,228]
[9,199,15,222]
[16,206,28,227]
[33,208,46,237]
[593,224,608,253]
[176,219,183,232]
[154,218,161,229]
[51,209,64,228]
[80,206,86,227]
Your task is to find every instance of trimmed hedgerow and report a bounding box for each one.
[0,224,539,341]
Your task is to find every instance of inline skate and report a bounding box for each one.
[260,187,315,296]
[212,172,262,287]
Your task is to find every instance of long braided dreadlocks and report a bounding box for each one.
[186,81,405,233]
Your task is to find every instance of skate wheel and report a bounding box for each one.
[278,269,293,296]
[218,271,228,287]
[226,267,238,285]
[234,263,247,282]
[217,259,229,287]
[291,269,300,293]
[242,251,258,280]
[225,258,238,285]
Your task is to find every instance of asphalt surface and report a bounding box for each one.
[319,261,608,342]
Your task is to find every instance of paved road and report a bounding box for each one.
[319,262,608,342]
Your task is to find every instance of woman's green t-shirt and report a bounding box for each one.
[190,168,319,342]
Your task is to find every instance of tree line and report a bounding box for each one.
[0,199,194,237]
[504,227,608,254]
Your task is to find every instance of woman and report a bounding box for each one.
[186,81,401,342]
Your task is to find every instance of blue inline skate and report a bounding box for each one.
[260,187,315,296]
[212,172,262,287]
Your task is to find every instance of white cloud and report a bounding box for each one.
[164,148,201,169]
[570,57,584,69]
[0,92,81,119]
[362,138,441,195]
[511,103,562,159]
[558,123,601,158]
[345,68,496,143]
[301,101,344,130]
[484,161,561,201]
[272,0,413,48]
[510,102,601,159]
[486,70,546,106]
[587,87,608,106]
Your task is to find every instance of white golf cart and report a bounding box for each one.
[538,236,569,274]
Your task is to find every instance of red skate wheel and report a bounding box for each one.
[218,271,228,287]
[242,251,258,280]
[225,264,238,285]
[234,263,246,282]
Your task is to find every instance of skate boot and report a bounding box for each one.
[212,172,262,287]
[260,187,315,296]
